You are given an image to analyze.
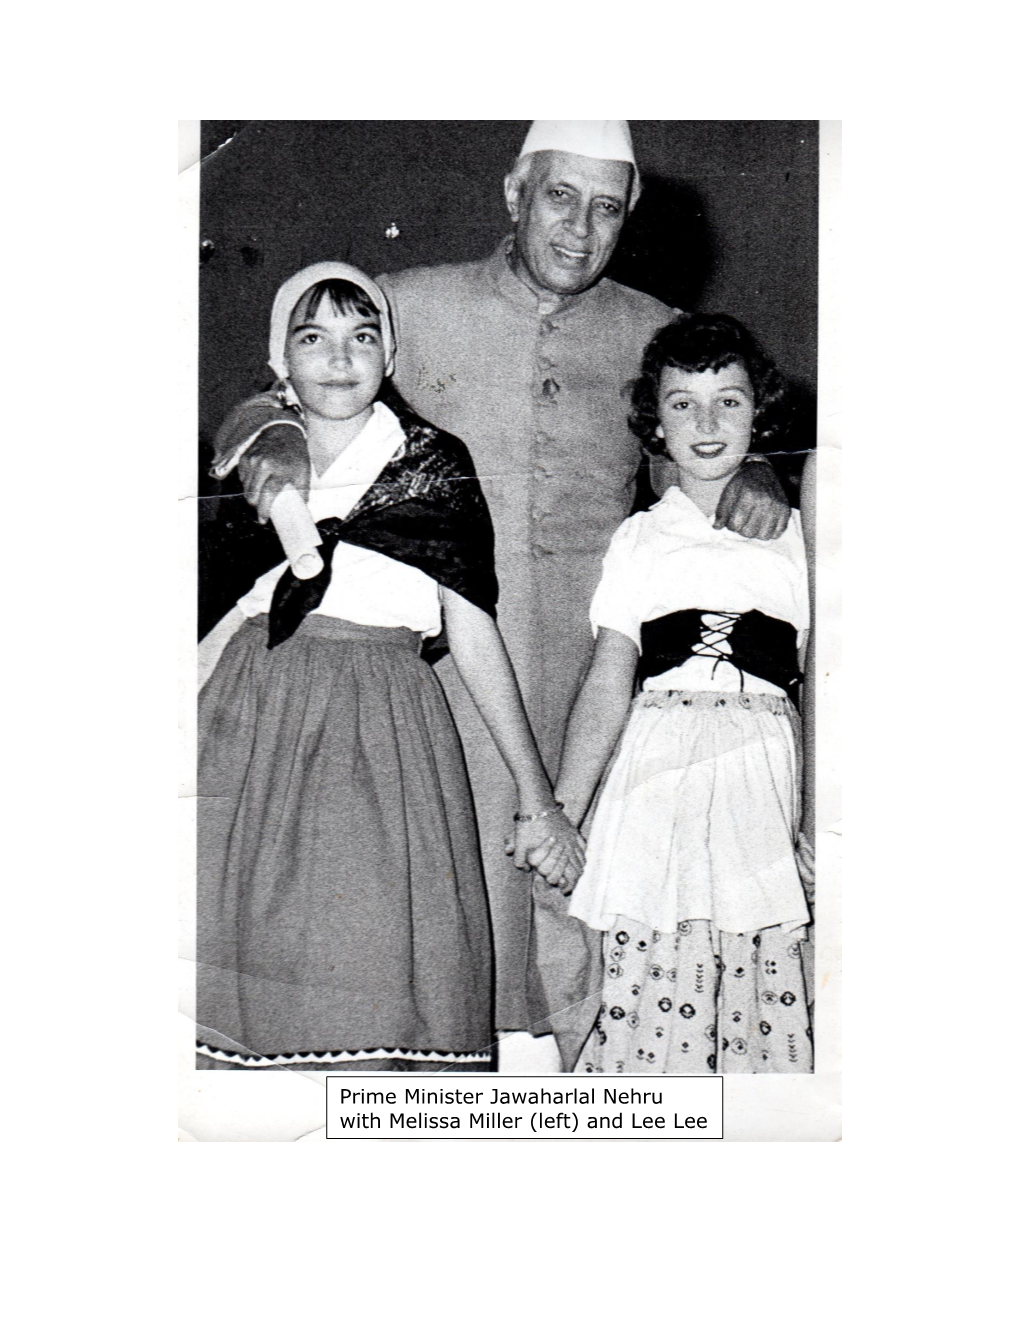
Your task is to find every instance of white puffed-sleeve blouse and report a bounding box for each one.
[589,485,809,696]
[235,403,443,638]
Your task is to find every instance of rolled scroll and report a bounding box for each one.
[270,486,324,580]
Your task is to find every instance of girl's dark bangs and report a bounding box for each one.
[664,348,742,377]
[302,278,379,322]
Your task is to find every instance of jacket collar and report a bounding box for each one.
[486,235,606,318]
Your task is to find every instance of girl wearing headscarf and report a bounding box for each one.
[196,263,583,1072]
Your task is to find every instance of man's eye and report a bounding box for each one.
[720,397,741,407]
[599,202,621,215]
[549,188,568,199]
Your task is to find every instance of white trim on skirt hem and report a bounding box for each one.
[196,1042,492,1067]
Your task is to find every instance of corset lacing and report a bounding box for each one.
[692,611,745,690]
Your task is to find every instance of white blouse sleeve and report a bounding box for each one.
[588,513,647,650]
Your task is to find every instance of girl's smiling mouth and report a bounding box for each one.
[691,442,727,457]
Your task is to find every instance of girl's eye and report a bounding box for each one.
[299,333,319,345]
[720,397,742,407]
[672,400,690,410]
[355,332,378,344]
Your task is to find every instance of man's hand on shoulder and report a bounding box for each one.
[210,391,311,523]
[212,392,293,469]
[239,426,311,524]
[714,458,790,540]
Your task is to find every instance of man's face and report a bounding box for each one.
[505,149,632,296]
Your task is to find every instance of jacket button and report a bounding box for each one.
[541,378,560,398]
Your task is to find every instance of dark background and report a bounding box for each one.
[198,121,818,629]
[199,119,817,438]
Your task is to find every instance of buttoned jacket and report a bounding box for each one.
[379,241,672,757]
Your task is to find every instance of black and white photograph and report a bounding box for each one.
[13,4,1010,1301]
[181,119,840,1139]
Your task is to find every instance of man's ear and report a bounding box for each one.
[504,172,522,224]
[626,165,640,213]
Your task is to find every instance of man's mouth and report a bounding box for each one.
[320,380,357,389]
[551,244,591,264]
[691,442,727,458]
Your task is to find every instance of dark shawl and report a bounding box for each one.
[199,399,497,651]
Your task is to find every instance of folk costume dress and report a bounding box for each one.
[213,240,673,1062]
[569,486,813,1075]
[196,398,499,1071]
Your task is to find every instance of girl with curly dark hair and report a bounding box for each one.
[552,313,814,1075]
[628,312,790,465]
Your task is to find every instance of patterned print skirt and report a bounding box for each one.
[196,615,493,1070]
[575,917,812,1075]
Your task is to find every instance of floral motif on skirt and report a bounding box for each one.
[576,916,812,1075]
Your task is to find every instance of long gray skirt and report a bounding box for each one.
[197,615,493,1068]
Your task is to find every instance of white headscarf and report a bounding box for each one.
[267,261,395,385]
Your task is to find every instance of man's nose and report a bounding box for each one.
[564,200,591,238]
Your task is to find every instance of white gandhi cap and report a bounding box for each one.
[518,120,640,201]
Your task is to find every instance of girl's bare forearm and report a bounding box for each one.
[556,631,638,825]
[441,589,556,813]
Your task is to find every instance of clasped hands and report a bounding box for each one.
[505,811,585,893]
